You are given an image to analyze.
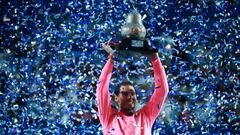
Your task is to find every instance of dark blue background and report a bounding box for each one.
[0,0,239,134]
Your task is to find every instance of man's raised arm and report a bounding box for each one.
[96,43,115,126]
[143,53,169,125]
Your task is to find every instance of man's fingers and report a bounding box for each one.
[103,42,109,47]
[103,43,109,50]
[102,42,113,54]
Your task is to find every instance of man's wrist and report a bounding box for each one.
[108,54,114,63]
[149,53,159,61]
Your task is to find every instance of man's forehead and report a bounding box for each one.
[120,85,135,92]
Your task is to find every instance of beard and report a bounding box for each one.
[123,100,136,111]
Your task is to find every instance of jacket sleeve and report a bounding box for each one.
[142,57,169,125]
[96,60,115,126]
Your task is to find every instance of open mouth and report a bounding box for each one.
[126,101,135,107]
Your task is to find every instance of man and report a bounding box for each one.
[96,42,169,134]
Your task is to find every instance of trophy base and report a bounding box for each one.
[117,38,158,54]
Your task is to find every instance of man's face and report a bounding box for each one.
[115,85,137,113]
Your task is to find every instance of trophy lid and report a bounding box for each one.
[126,10,143,25]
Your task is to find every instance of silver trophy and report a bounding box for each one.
[118,10,157,53]
[121,10,146,39]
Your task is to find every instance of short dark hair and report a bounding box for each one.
[114,81,133,95]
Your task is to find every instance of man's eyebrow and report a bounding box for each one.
[129,89,135,92]
[120,89,135,92]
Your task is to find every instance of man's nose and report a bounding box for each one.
[126,93,133,99]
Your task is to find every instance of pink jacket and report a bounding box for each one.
[96,57,169,135]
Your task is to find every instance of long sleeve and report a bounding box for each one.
[142,57,169,125]
[96,60,115,127]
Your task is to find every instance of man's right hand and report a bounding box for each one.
[102,41,117,63]
[103,42,114,54]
